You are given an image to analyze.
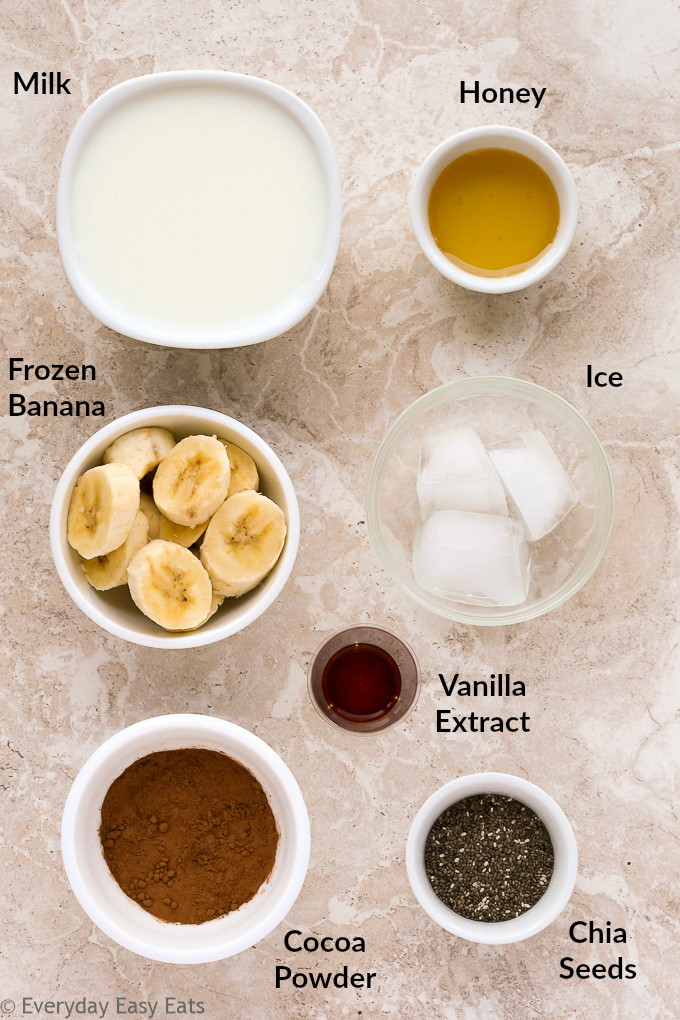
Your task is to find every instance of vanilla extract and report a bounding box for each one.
[437,673,529,734]
[436,709,530,733]
[322,643,401,722]
[438,673,525,697]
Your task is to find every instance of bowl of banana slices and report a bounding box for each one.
[50,406,300,648]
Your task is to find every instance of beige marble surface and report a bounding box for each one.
[2,0,680,1016]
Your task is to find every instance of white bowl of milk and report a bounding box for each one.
[57,71,341,349]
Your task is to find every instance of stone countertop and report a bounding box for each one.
[1,0,679,1017]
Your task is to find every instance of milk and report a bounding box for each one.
[70,85,328,326]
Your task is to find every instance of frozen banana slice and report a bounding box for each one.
[153,435,230,528]
[139,492,162,540]
[219,440,259,497]
[81,509,149,590]
[204,590,225,623]
[201,491,286,598]
[127,539,212,631]
[67,463,140,559]
[103,427,176,479]
[184,590,225,632]
[159,515,210,548]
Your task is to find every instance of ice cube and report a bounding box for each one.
[417,427,508,518]
[488,431,579,541]
[412,510,531,606]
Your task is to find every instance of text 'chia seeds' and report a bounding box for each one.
[424,793,554,922]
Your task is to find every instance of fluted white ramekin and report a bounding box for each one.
[62,714,311,963]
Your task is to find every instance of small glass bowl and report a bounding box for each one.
[366,377,615,626]
[308,625,421,734]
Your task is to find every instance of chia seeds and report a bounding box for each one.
[424,793,554,922]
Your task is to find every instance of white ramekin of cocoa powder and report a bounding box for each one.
[61,714,310,963]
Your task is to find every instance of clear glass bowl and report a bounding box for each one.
[366,378,615,626]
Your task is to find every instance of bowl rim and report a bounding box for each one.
[366,377,615,626]
[57,69,342,349]
[410,125,578,294]
[405,771,578,944]
[61,713,311,963]
[49,405,300,648]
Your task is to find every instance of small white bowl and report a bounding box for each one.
[57,70,341,349]
[410,126,578,293]
[406,772,578,944]
[61,714,311,964]
[50,405,300,648]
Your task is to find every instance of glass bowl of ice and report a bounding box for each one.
[366,378,614,626]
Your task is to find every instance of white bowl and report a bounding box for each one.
[50,405,300,648]
[61,714,311,963]
[57,70,341,349]
[406,772,578,944]
[410,126,578,293]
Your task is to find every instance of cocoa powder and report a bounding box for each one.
[99,748,279,924]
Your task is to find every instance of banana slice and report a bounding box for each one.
[200,491,286,598]
[185,591,225,631]
[127,539,213,631]
[81,509,149,590]
[139,492,162,540]
[204,590,225,623]
[103,427,176,479]
[159,515,209,548]
[67,463,140,558]
[219,440,259,497]
[153,435,230,528]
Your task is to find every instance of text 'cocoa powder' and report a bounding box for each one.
[99,748,279,924]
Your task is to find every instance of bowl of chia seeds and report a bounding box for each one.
[405,772,578,944]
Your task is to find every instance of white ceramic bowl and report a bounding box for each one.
[50,405,300,648]
[62,714,311,964]
[406,772,578,944]
[57,70,341,349]
[410,126,578,293]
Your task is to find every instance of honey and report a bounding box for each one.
[428,148,560,277]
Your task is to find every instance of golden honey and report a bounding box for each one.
[428,148,560,277]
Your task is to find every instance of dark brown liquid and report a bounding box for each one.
[321,643,401,722]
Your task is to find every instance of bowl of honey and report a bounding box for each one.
[410,126,578,293]
[308,625,421,734]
